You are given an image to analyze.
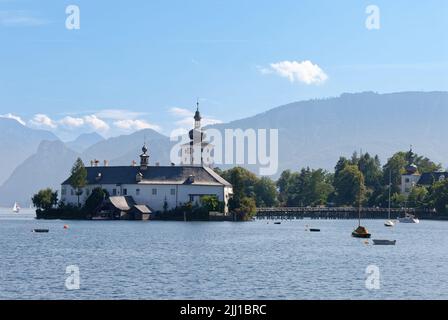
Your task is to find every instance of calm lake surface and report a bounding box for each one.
[1,208,447,300]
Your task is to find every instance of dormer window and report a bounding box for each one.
[187,175,195,184]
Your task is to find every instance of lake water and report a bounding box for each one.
[1,208,447,300]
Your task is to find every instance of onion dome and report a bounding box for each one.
[406,163,418,175]
[142,143,148,154]
[194,108,202,121]
[189,128,206,140]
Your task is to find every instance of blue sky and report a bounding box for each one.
[0,0,447,140]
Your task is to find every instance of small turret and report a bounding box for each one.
[140,143,149,170]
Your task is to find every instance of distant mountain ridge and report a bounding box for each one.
[0,118,59,185]
[66,132,105,153]
[209,91,448,174]
[1,91,447,206]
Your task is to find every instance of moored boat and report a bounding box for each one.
[373,239,396,245]
[398,213,419,224]
[352,226,371,238]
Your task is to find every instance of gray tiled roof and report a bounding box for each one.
[62,165,232,187]
[417,172,448,185]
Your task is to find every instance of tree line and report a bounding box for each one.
[215,149,448,215]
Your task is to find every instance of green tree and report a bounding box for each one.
[429,179,448,214]
[235,197,257,220]
[407,186,429,208]
[254,177,279,207]
[277,168,333,207]
[277,170,293,205]
[220,167,258,211]
[382,153,408,193]
[69,158,88,207]
[32,188,58,211]
[200,195,224,212]
[333,164,366,206]
[84,187,109,213]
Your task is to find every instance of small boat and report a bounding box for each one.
[309,228,321,232]
[373,239,396,245]
[32,229,49,233]
[274,222,281,225]
[398,213,419,224]
[12,202,20,213]
[385,220,395,227]
[352,226,371,238]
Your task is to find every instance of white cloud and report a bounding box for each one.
[169,107,194,118]
[0,113,26,125]
[83,115,109,132]
[263,60,328,85]
[29,114,57,129]
[95,109,147,120]
[0,10,49,27]
[113,119,161,132]
[59,116,84,128]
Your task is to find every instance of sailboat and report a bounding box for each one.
[352,180,371,238]
[12,202,20,213]
[385,170,395,227]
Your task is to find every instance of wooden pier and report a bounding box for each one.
[256,207,436,220]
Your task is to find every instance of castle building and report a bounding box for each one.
[60,106,232,215]
[400,147,448,195]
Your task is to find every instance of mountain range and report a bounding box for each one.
[1,91,447,206]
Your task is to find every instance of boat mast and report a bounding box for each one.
[388,169,392,220]
[358,177,361,227]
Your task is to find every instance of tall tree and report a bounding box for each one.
[333,164,366,206]
[429,179,448,214]
[254,177,279,207]
[69,158,88,207]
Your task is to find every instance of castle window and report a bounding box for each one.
[136,189,140,196]
[123,188,127,196]
[71,189,74,196]
[405,178,410,183]
[152,188,157,195]
[113,189,117,196]
[62,188,67,196]
[171,188,176,196]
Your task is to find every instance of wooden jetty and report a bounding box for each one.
[256,207,437,220]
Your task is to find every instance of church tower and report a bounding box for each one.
[400,146,421,195]
[180,101,214,166]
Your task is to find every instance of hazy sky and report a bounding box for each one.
[0,0,447,140]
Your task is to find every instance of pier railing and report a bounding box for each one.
[256,207,437,220]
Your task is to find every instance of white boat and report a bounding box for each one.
[398,213,419,224]
[384,170,395,227]
[385,220,395,227]
[12,202,20,213]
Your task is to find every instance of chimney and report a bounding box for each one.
[104,160,109,167]
[156,162,160,167]
[90,160,94,167]
[131,160,137,167]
